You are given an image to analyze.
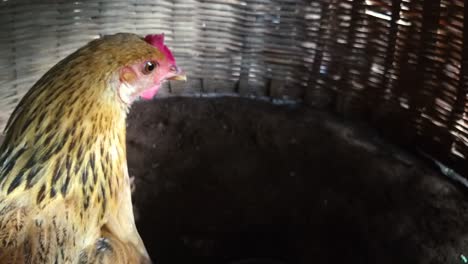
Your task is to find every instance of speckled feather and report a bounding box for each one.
[0,33,162,264]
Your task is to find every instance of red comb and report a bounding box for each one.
[144,34,175,64]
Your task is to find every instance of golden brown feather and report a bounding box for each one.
[0,33,185,264]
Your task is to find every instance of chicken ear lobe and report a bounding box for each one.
[118,67,138,104]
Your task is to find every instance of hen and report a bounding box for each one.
[0,33,185,264]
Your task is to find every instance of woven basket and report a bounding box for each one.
[1,0,467,176]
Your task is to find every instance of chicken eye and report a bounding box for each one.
[143,61,157,74]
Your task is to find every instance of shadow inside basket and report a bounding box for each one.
[129,97,468,264]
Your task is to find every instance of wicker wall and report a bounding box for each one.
[1,0,467,176]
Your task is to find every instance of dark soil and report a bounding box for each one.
[127,97,468,264]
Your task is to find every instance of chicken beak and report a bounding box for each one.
[168,73,187,81]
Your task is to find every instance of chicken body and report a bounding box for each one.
[0,33,185,264]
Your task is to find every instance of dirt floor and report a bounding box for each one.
[127,96,468,264]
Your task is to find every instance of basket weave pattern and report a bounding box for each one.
[0,0,467,175]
